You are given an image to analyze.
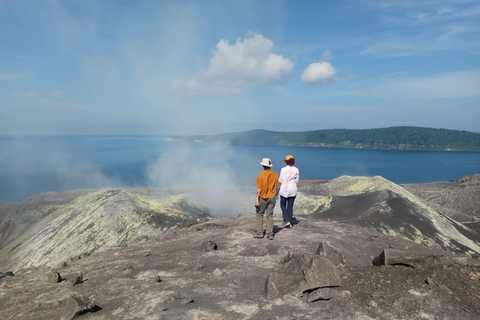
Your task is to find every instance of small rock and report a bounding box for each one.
[212,268,223,278]
[0,271,14,279]
[338,290,351,299]
[71,274,84,286]
[49,271,63,283]
[368,300,378,308]
[305,288,338,302]
[201,240,218,251]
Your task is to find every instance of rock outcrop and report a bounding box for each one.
[0,189,208,271]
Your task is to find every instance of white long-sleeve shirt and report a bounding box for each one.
[279,165,299,197]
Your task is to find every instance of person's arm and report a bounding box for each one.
[278,170,283,195]
[255,188,261,207]
[275,177,280,198]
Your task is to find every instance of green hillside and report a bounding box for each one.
[167,127,480,151]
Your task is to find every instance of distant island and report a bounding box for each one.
[166,126,480,151]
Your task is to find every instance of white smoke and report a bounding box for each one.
[146,143,256,216]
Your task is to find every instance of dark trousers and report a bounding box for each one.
[280,195,296,224]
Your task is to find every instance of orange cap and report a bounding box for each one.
[285,155,294,160]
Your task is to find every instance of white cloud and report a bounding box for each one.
[205,34,293,84]
[173,34,293,96]
[301,61,337,84]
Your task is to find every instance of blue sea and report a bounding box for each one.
[1,135,479,203]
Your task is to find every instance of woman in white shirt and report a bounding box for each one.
[278,155,299,228]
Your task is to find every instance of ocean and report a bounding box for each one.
[1,135,479,203]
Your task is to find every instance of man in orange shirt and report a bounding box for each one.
[254,158,279,240]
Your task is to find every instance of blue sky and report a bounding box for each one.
[1,0,479,135]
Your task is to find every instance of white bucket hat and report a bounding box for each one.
[260,158,273,167]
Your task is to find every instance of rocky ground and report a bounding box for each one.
[402,174,480,235]
[0,175,479,320]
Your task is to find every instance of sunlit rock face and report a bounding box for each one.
[0,189,208,272]
[307,176,480,255]
[0,189,93,250]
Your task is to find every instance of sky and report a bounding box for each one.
[1,0,479,135]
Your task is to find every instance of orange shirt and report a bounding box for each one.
[255,170,279,199]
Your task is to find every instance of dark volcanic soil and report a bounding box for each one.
[402,177,480,235]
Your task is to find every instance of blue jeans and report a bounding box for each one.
[280,195,296,224]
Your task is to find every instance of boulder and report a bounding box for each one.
[315,242,344,265]
[60,294,100,320]
[373,249,454,268]
[265,251,341,299]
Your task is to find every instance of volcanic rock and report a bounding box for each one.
[0,271,14,278]
[265,251,341,299]
[373,248,466,268]
[201,240,218,251]
[0,188,209,271]
[0,175,479,319]
[48,271,63,283]
[316,242,344,265]
[60,294,99,320]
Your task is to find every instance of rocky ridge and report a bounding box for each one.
[0,189,208,271]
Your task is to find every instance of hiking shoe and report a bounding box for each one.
[268,234,274,240]
[284,222,292,228]
[253,233,264,239]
